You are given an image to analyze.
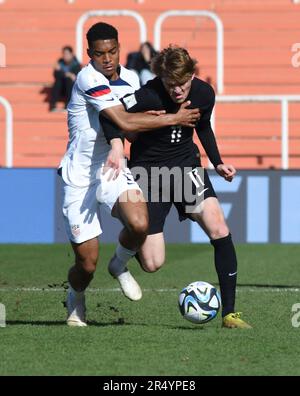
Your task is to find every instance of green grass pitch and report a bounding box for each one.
[0,243,299,376]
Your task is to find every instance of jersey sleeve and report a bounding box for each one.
[100,70,141,145]
[77,71,121,112]
[197,84,215,122]
[195,86,223,167]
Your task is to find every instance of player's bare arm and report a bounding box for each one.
[123,110,167,143]
[102,103,198,176]
[103,138,125,179]
[101,100,200,132]
[101,101,199,173]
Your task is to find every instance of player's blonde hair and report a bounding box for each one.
[151,45,197,84]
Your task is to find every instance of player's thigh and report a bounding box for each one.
[191,197,229,239]
[62,182,102,244]
[98,167,145,219]
[71,237,99,271]
[139,233,166,272]
[113,189,149,233]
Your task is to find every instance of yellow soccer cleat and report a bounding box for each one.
[222,312,252,329]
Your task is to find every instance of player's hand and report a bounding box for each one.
[103,138,125,180]
[175,101,200,127]
[215,164,236,182]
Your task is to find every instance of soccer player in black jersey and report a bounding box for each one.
[104,46,251,329]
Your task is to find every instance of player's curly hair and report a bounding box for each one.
[86,22,118,47]
[151,45,197,84]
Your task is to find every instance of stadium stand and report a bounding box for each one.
[0,0,299,168]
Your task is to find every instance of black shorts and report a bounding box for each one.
[130,156,217,235]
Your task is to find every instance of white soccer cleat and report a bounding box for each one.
[116,271,143,301]
[66,288,87,327]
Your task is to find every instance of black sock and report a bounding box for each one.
[210,233,237,317]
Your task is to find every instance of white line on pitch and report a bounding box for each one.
[0,287,299,293]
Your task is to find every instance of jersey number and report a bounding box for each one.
[171,126,182,143]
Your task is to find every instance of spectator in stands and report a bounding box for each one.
[49,46,81,112]
[125,42,157,85]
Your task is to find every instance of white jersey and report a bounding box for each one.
[59,62,140,187]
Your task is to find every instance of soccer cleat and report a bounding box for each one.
[66,288,87,327]
[115,270,143,301]
[108,255,143,301]
[222,312,252,329]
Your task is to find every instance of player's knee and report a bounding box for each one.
[210,223,229,240]
[141,256,164,273]
[76,256,98,275]
[128,214,149,238]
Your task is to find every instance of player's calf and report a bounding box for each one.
[123,213,149,248]
[68,260,96,292]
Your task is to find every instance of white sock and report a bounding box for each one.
[116,243,136,263]
[69,285,85,299]
[109,243,136,277]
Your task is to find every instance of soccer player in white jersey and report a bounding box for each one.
[59,22,200,326]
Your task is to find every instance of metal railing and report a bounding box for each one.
[213,95,300,170]
[153,10,224,94]
[0,96,13,168]
[1,91,298,169]
[76,10,147,64]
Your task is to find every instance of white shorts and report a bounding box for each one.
[62,167,141,244]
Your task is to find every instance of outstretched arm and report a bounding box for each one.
[101,102,199,178]
[101,101,200,133]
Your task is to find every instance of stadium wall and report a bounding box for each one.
[0,169,299,244]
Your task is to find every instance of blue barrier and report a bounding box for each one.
[0,169,56,243]
[0,169,299,243]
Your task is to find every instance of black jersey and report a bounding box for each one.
[121,77,222,167]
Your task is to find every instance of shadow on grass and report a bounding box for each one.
[6,320,67,326]
[194,283,300,289]
[6,319,132,327]
[5,320,208,331]
[237,283,300,289]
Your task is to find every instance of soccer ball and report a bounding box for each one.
[178,281,221,324]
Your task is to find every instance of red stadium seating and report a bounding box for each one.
[0,0,299,168]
